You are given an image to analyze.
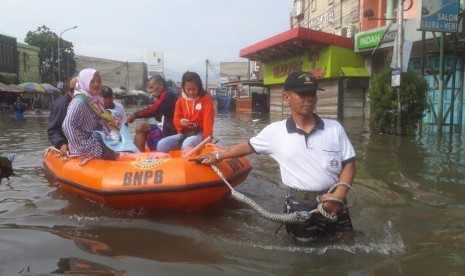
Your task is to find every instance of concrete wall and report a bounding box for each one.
[76,55,147,91]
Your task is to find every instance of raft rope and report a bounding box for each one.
[43,147,93,166]
[210,164,356,224]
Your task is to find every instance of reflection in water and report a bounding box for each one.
[1,110,465,275]
[363,131,464,205]
[51,225,222,263]
[53,257,125,275]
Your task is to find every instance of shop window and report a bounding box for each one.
[410,58,420,71]
[23,53,27,71]
[295,0,304,17]
[310,0,316,11]
[445,57,452,70]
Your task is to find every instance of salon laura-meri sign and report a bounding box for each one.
[420,0,459,33]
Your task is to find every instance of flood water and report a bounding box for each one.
[1,106,465,275]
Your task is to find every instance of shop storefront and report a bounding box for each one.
[240,27,370,119]
[354,18,465,130]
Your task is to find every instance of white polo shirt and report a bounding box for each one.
[249,115,355,191]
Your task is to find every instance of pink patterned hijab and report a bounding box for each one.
[74,68,104,111]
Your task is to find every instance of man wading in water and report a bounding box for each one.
[201,71,356,244]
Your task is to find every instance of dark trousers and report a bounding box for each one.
[101,142,117,160]
[284,188,354,243]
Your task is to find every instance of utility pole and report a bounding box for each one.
[57,25,78,87]
[126,61,130,90]
[205,59,209,92]
[396,0,404,135]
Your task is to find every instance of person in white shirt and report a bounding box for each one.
[99,86,139,151]
[201,71,356,244]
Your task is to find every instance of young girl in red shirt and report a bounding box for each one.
[157,71,214,154]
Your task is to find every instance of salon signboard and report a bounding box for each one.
[420,0,459,33]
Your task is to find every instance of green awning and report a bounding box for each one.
[340,67,370,77]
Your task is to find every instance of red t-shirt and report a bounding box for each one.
[173,93,214,138]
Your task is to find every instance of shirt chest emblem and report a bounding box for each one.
[329,158,339,168]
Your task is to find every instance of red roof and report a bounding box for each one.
[239,27,354,62]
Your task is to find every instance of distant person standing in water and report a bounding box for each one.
[12,96,27,120]
[33,97,42,114]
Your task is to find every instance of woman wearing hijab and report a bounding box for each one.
[62,68,116,160]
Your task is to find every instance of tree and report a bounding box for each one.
[369,67,429,135]
[166,79,175,88]
[24,25,76,85]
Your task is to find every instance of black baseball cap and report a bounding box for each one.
[101,86,113,98]
[283,71,324,93]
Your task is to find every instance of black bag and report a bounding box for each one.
[0,156,14,182]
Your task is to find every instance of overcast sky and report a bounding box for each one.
[1,0,291,82]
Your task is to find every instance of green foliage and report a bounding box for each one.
[166,79,175,88]
[24,25,76,84]
[369,68,429,135]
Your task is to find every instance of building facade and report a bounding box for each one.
[17,42,41,83]
[291,0,360,39]
[220,62,249,97]
[147,51,164,78]
[241,0,465,131]
[240,27,369,118]
[0,33,18,83]
[355,0,465,132]
[237,1,371,118]
[76,55,148,92]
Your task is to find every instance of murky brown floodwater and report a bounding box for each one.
[1,105,465,275]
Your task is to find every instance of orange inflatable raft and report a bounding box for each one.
[43,143,251,211]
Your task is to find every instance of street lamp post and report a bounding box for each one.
[57,25,77,86]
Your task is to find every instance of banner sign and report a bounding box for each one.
[420,0,459,33]
[355,26,397,51]
[392,68,400,87]
[390,39,413,72]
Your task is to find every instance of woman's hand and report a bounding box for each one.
[181,118,198,128]
[180,118,191,127]
[59,144,69,156]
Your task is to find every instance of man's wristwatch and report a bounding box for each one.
[214,151,222,161]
